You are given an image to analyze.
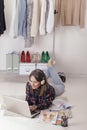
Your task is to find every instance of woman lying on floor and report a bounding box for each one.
[25,59,65,112]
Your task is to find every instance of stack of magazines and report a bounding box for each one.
[38,98,73,126]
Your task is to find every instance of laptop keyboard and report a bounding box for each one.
[31,110,40,115]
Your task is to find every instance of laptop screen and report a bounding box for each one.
[3,96,40,118]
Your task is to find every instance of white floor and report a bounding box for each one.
[0,74,87,130]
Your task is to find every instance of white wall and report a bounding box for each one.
[0,0,87,76]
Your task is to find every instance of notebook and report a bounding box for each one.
[3,96,40,118]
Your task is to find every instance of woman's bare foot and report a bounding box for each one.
[47,58,56,67]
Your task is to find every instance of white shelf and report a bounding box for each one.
[19,63,47,75]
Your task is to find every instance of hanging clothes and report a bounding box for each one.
[61,0,85,27]
[72,0,85,27]
[9,0,20,38]
[46,0,55,33]
[0,0,6,35]
[61,0,73,25]
[45,0,50,31]
[55,0,61,27]
[31,0,40,37]
[18,0,27,38]
[9,0,27,38]
[25,0,34,47]
[39,0,46,35]
[39,0,50,35]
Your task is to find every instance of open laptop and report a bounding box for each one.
[3,96,40,118]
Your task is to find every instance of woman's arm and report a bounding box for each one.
[37,85,55,110]
[25,82,32,105]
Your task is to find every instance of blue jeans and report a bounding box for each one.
[45,66,65,96]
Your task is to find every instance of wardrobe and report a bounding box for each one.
[0,0,87,75]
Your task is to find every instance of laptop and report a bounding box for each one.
[3,96,40,118]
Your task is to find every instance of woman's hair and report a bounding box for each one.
[29,69,48,96]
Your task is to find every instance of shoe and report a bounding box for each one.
[26,51,31,62]
[45,51,50,63]
[36,52,41,63]
[41,51,45,63]
[58,72,66,83]
[31,53,36,63]
[20,51,25,62]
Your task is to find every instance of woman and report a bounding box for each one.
[25,59,65,111]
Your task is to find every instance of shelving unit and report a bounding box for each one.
[19,63,47,75]
[6,53,19,73]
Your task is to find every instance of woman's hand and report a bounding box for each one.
[30,105,37,112]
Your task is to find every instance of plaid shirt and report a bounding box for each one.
[25,82,55,110]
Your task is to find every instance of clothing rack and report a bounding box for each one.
[52,9,58,60]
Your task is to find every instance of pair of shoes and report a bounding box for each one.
[20,51,31,63]
[41,51,50,63]
[45,51,50,62]
[31,52,41,63]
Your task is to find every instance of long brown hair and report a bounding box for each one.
[29,69,48,96]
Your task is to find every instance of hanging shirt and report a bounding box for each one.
[46,0,55,33]
[39,0,46,35]
[31,0,40,37]
[9,0,20,38]
[18,0,27,38]
[61,0,85,27]
[72,0,85,28]
[25,0,34,47]
[39,0,50,35]
[0,0,6,35]
[55,0,61,27]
